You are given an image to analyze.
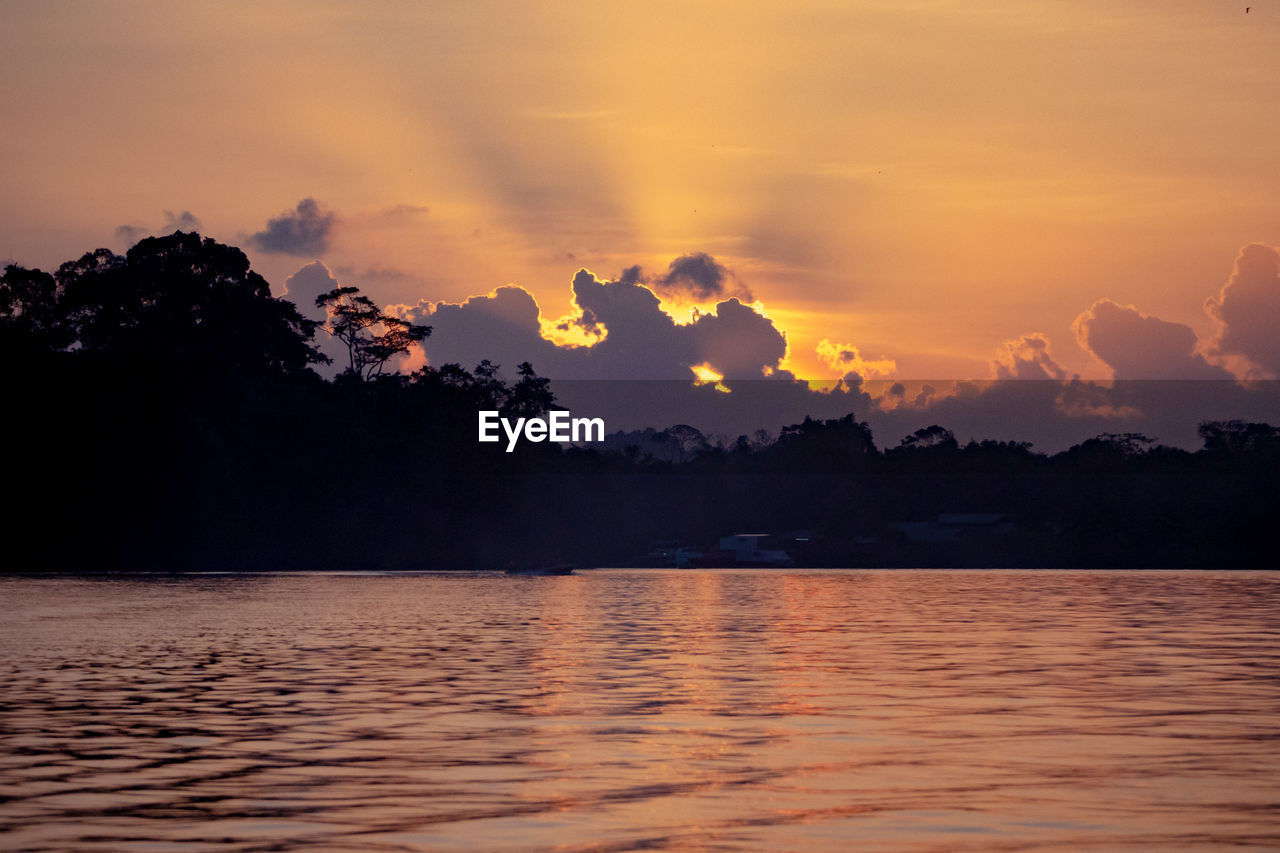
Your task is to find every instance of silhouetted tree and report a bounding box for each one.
[896,425,959,453]
[505,362,556,419]
[472,359,512,408]
[1198,420,1280,455]
[315,285,431,380]
[5,230,1280,572]
[0,264,69,352]
[1069,432,1155,457]
[57,232,325,378]
[959,439,1040,472]
[654,424,711,461]
[766,414,878,473]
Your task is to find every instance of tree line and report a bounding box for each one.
[3,232,1275,570]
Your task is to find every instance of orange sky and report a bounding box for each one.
[2,0,1277,380]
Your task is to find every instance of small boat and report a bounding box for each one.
[505,562,577,576]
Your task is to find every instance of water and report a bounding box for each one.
[2,570,1279,851]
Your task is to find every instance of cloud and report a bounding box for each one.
[412,285,567,376]
[816,339,897,379]
[333,264,422,287]
[1071,298,1231,380]
[992,333,1069,380]
[847,377,1280,452]
[165,210,202,232]
[114,225,148,246]
[689,297,786,379]
[650,253,752,302]
[568,266,681,363]
[281,261,349,373]
[1054,380,1140,420]
[409,263,787,382]
[115,210,202,247]
[281,260,337,316]
[1204,242,1280,379]
[270,243,1280,452]
[376,203,429,221]
[404,262,1269,450]
[249,198,336,256]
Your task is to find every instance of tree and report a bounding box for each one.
[315,285,431,380]
[1090,432,1156,456]
[48,232,325,378]
[0,264,70,352]
[896,425,959,453]
[653,424,710,461]
[504,362,556,419]
[1198,420,1280,455]
[1057,432,1157,471]
[472,359,511,409]
[769,413,878,472]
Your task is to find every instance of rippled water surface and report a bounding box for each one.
[2,570,1280,851]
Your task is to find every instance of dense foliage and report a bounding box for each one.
[3,233,1275,570]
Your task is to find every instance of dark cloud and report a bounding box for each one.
[377,203,429,220]
[115,225,148,246]
[406,265,1279,450]
[910,379,1280,451]
[992,333,1069,380]
[543,376,1280,454]
[165,210,202,232]
[281,261,348,374]
[689,298,786,379]
[281,260,337,318]
[651,253,752,302]
[410,272,1278,448]
[1204,242,1280,378]
[333,264,421,287]
[249,198,335,256]
[1072,298,1231,380]
[287,241,1280,451]
[913,384,938,408]
[570,266,680,363]
[115,210,203,247]
[414,286,566,377]
[1054,379,1138,420]
[410,266,784,381]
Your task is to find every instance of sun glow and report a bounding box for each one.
[4,2,1275,383]
[690,363,731,394]
[540,316,605,349]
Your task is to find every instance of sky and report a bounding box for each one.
[2,0,1278,388]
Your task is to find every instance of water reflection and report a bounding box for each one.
[2,570,1279,850]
